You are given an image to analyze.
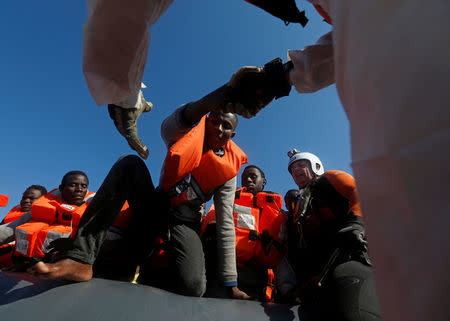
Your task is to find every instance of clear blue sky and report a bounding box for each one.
[0,1,350,219]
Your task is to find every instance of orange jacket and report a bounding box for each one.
[302,170,362,238]
[202,188,287,268]
[0,205,27,268]
[0,194,8,207]
[161,115,247,207]
[2,205,27,224]
[14,188,95,258]
[288,170,364,282]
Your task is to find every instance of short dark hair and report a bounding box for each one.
[61,171,89,187]
[210,111,239,130]
[229,113,238,129]
[24,185,47,196]
[243,165,265,179]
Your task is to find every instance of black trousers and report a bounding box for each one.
[299,260,381,321]
[66,155,206,296]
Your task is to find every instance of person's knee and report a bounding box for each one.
[177,273,206,297]
[114,154,148,176]
[117,154,143,167]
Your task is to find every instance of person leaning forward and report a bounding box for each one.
[28,84,251,299]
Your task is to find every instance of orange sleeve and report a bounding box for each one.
[322,170,362,217]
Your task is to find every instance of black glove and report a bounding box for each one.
[336,224,368,252]
[263,58,292,99]
[225,58,292,118]
[284,189,300,219]
[225,66,274,118]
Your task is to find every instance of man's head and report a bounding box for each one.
[287,149,324,189]
[205,111,238,150]
[59,171,89,206]
[20,185,47,212]
[241,165,266,195]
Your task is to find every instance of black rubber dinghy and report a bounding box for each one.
[0,272,309,321]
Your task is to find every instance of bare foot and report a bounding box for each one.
[27,259,93,282]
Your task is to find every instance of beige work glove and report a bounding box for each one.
[108,99,153,159]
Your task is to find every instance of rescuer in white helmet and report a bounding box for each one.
[284,149,380,321]
[287,149,324,189]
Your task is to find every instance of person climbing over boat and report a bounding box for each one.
[284,149,380,320]
[0,185,47,268]
[27,82,252,300]
[201,165,295,301]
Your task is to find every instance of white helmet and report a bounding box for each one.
[287,149,325,176]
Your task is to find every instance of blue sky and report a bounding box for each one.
[0,1,349,219]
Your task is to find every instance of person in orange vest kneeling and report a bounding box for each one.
[0,185,47,268]
[201,165,295,301]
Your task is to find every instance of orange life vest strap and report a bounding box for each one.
[264,268,276,302]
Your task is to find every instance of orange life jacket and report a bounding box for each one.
[161,115,247,207]
[303,170,362,236]
[2,205,27,224]
[0,205,28,268]
[14,188,95,259]
[0,194,8,207]
[202,188,287,268]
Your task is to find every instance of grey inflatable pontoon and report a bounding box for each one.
[0,272,307,321]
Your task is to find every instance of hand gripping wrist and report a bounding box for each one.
[264,58,292,99]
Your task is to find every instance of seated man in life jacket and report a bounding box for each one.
[0,185,47,268]
[201,165,295,301]
[0,171,94,269]
[28,85,251,300]
[284,149,381,320]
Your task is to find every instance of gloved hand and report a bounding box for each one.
[225,58,292,118]
[108,99,153,159]
[225,66,273,118]
[336,224,368,252]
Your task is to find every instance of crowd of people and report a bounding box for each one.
[2,0,449,320]
[0,83,381,320]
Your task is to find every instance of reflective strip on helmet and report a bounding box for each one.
[234,204,255,229]
[15,229,29,255]
[41,229,72,253]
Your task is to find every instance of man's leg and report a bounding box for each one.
[168,221,207,297]
[329,260,381,321]
[29,154,162,280]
